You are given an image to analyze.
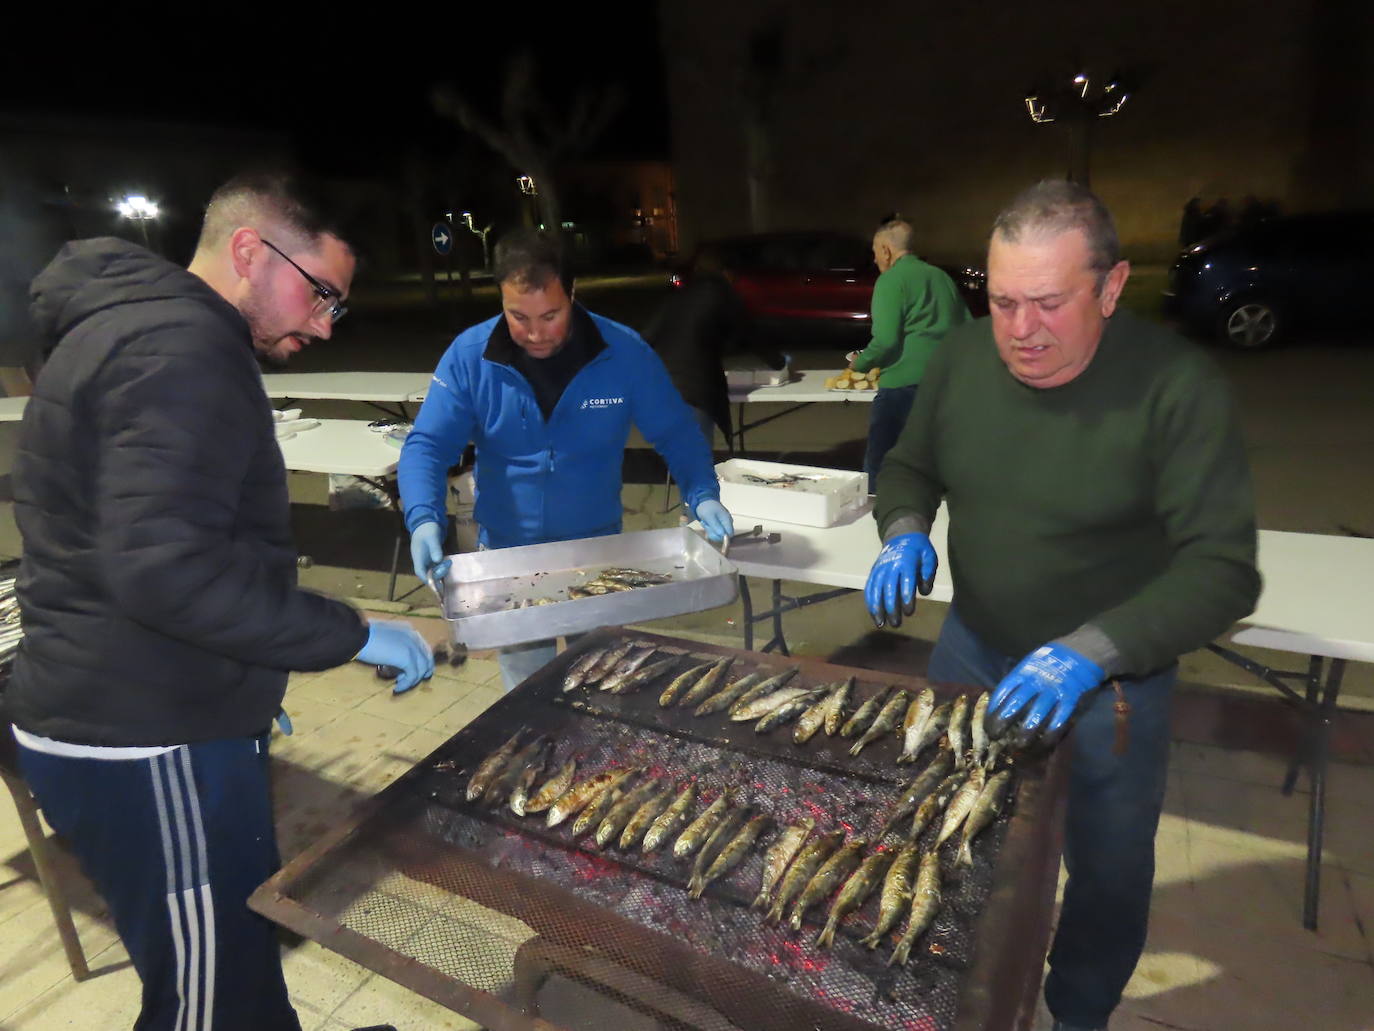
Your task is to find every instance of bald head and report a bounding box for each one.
[872,217,914,273]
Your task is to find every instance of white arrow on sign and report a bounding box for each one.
[432,223,453,255]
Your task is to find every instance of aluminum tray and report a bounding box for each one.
[436,527,738,649]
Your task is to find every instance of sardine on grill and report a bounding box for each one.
[752,818,814,910]
[815,848,892,948]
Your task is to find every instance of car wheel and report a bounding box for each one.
[1219,299,1282,348]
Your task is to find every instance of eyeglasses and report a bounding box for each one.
[261,239,348,324]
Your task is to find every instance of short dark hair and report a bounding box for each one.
[493,228,573,294]
[991,180,1120,291]
[195,169,354,256]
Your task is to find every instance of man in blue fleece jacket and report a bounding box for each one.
[399,229,733,690]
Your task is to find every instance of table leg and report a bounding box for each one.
[739,576,755,652]
[387,532,402,602]
[771,579,790,657]
[1302,657,1345,931]
[1283,655,1324,795]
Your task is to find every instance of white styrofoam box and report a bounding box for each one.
[715,458,867,527]
[725,368,793,387]
[725,369,756,387]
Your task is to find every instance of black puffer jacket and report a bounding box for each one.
[7,239,367,746]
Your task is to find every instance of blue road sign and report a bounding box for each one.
[432,222,453,256]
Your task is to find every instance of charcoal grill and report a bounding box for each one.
[250,629,1069,1030]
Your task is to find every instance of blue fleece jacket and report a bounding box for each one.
[399,308,720,549]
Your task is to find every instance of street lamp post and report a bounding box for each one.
[116,194,160,250]
[1023,70,1133,188]
[460,211,493,269]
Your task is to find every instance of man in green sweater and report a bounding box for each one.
[847,216,968,489]
[865,181,1260,1031]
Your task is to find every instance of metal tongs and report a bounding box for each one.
[718,523,782,557]
[426,568,446,610]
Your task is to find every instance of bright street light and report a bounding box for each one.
[116,194,160,248]
[116,195,159,220]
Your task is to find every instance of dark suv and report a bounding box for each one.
[1163,212,1374,348]
[671,231,988,322]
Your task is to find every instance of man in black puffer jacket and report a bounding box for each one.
[6,171,432,1031]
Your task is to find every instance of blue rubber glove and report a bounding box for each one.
[355,621,435,694]
[409,521,451,583]
[986,643,1105,743]
[274,710,294,736]
[864,532,938,629]
[696,499,734,544]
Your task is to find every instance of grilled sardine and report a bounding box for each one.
[525,759,577,814]
[898,688,936,763]
[861,843,921,949]
[691,811,770,899]
[888,851,942,967]
[956,770,1012,867]
[658,661,714,707]
[546,766,639,828]
[766,830,844,925]
[676,657,735,709]
[752,818,814,909]
[727,667,800,717]
[850,689,910,757]
[673,791,735,859]
[948,694,970,770]
[789,838,867,931]
[815,848,892,948]
[465,729,526,802]
[643,782,697,853]
[841,686,892,739]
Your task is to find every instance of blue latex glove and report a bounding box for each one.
[696,499,734,544]
[355,620,435,694]
[986,643,1105,743]
[864,532,938,629]
[409,521,451,583]
[274,710,294,736]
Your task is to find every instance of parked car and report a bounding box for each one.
[670,231,988,322]
[1163,212,1374,348]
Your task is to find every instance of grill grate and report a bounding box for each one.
[253,630,1067,1031]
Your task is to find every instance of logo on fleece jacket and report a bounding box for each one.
[580,396,625,410]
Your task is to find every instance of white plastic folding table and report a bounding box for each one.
[726,370,876,454]
[1205,530,1374,929]
[262,371,432,421]
[0,397,30,422]
[276,419,412,600]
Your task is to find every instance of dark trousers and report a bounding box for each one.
[17,733,301,1031]
[865,384,919,489]
[927,607,1174,1029]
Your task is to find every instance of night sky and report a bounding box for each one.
[3,12,670,171]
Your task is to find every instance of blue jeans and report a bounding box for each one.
[17,733,302,1031]
[928,607,1175,1030]
[865,384,919,489]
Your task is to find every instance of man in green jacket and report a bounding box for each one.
[864,181,1260,1031]
[847,215,968,489]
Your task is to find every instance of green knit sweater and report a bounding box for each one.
[851,255,969,388]
[874,311,1261,676]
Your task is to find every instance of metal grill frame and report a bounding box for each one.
[251,628,1069,1031]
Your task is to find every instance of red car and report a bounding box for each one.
[671,232,988,321]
